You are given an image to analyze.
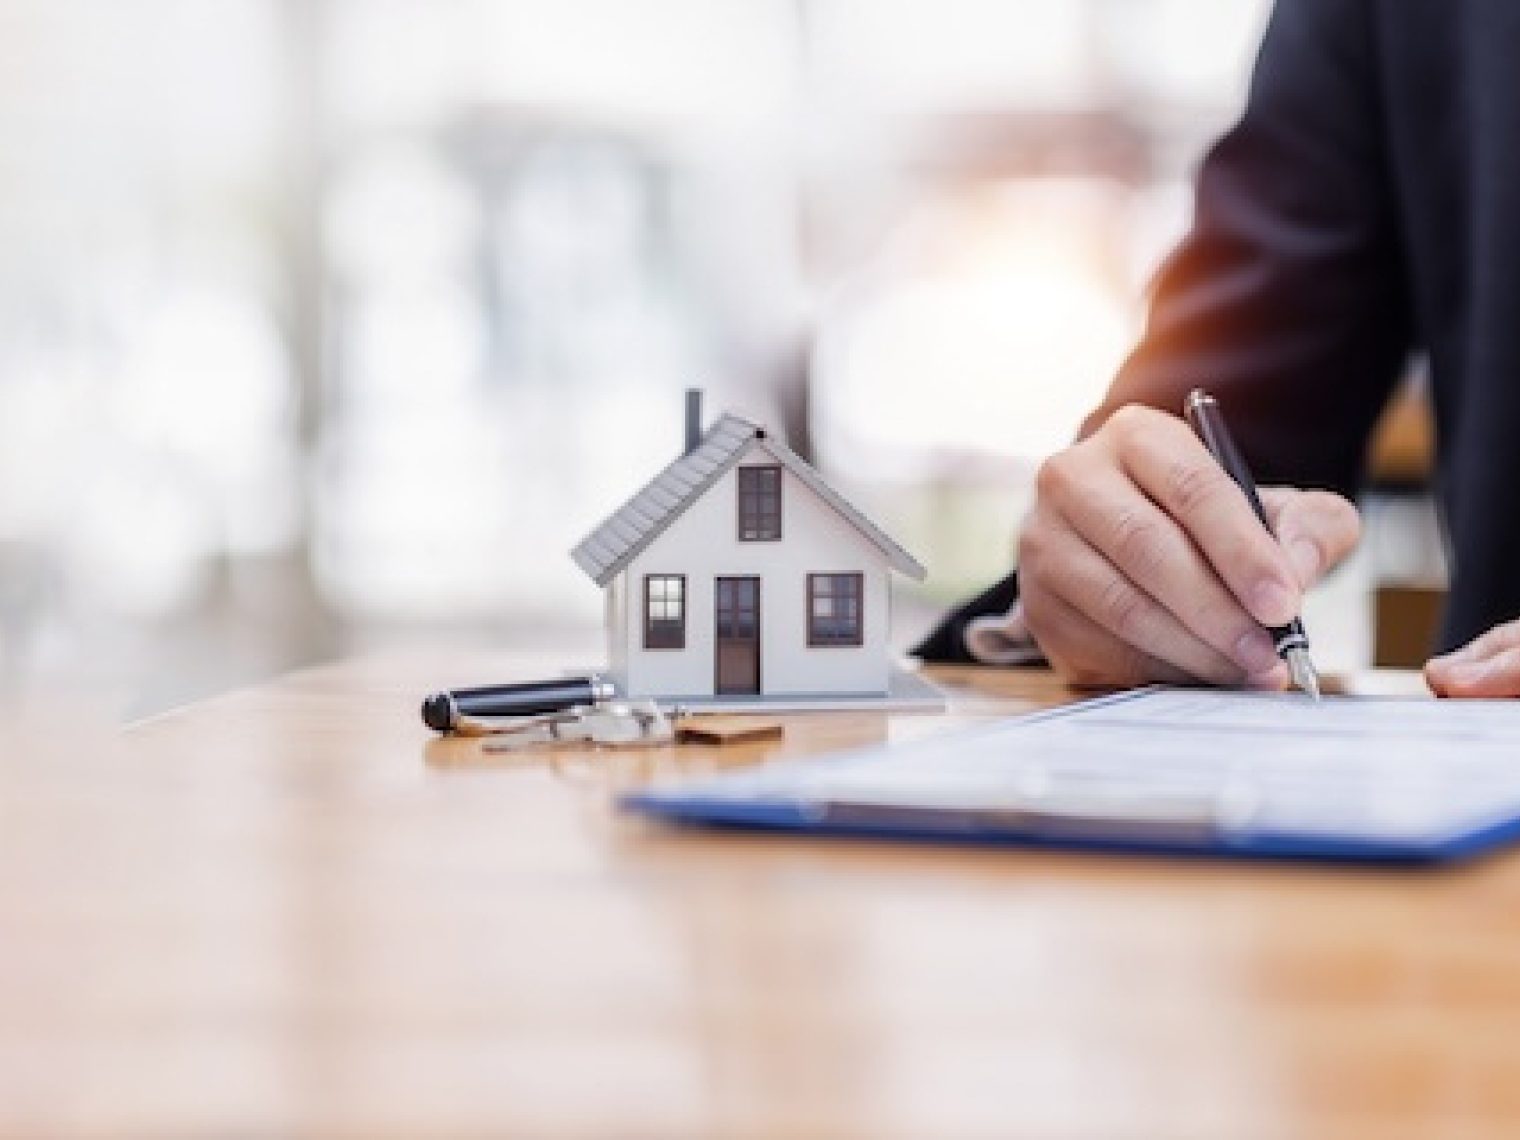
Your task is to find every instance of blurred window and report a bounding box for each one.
[808,573,864,646]
[643,574,686,648]
[738,466,783,541]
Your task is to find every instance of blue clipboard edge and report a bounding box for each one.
[620,687,1520,867]
[623,792,1520,866]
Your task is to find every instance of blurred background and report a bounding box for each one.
[0,0,1442,716]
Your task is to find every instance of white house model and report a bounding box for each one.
[571,397,927,701]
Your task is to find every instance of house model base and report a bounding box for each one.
[639,663,944,714]
[571,393,942,711]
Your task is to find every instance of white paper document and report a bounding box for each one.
[661,688,1520,849]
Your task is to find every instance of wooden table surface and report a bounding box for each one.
[3,651,1518,1139]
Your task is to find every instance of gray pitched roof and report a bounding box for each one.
[570,412,927,587]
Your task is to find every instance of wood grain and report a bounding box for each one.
[1,652,1515,1139]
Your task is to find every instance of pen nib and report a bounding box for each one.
[1285,648,1322,701]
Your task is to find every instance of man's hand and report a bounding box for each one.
[1426,620,1520,697]
[1018,404,1362,688]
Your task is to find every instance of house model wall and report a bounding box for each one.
[571,401,926,702]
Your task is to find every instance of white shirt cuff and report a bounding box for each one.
[963,603,1045,666]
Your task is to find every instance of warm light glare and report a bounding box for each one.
[816,183,1136,476]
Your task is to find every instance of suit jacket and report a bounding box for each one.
[917,0,1520,663]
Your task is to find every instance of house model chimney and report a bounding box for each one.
[684,388,704,455]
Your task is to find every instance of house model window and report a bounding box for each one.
[737,465,781,540]
[644,574,686,648]
[808,573,864,646]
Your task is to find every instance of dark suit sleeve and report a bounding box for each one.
[915,0,1412,663]
[1088,0,1411,486]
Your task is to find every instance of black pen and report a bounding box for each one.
[421,674,616,732]
[1184,389,1322,699]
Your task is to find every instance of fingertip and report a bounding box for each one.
[1275,490,1362,576]
[1425,651,1465,686]
[1428,666,1484,698]
[1248,578,1301,628]
[1423,657,1453,697]
[1245,663,1289,692]
[1232,628,1280,675]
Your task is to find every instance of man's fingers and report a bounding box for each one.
[1426,618,1520,696]
[1025,511,1260,685]
[1022,405,1361,695]
[1426,646,1520,698]
[1021,583,1200,690]
[1261,488,1362,588]
[1112,410,1301,627]
[1429,618,1520,668]
[1039,459,1282,677]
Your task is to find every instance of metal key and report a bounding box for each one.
[480,700,673,752]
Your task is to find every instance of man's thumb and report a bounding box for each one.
[1263,489,1361,589]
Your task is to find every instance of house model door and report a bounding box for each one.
[714,576,761,695]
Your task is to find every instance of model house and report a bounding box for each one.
[571,395,927,701]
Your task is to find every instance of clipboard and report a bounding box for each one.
[622,688,1520,865]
